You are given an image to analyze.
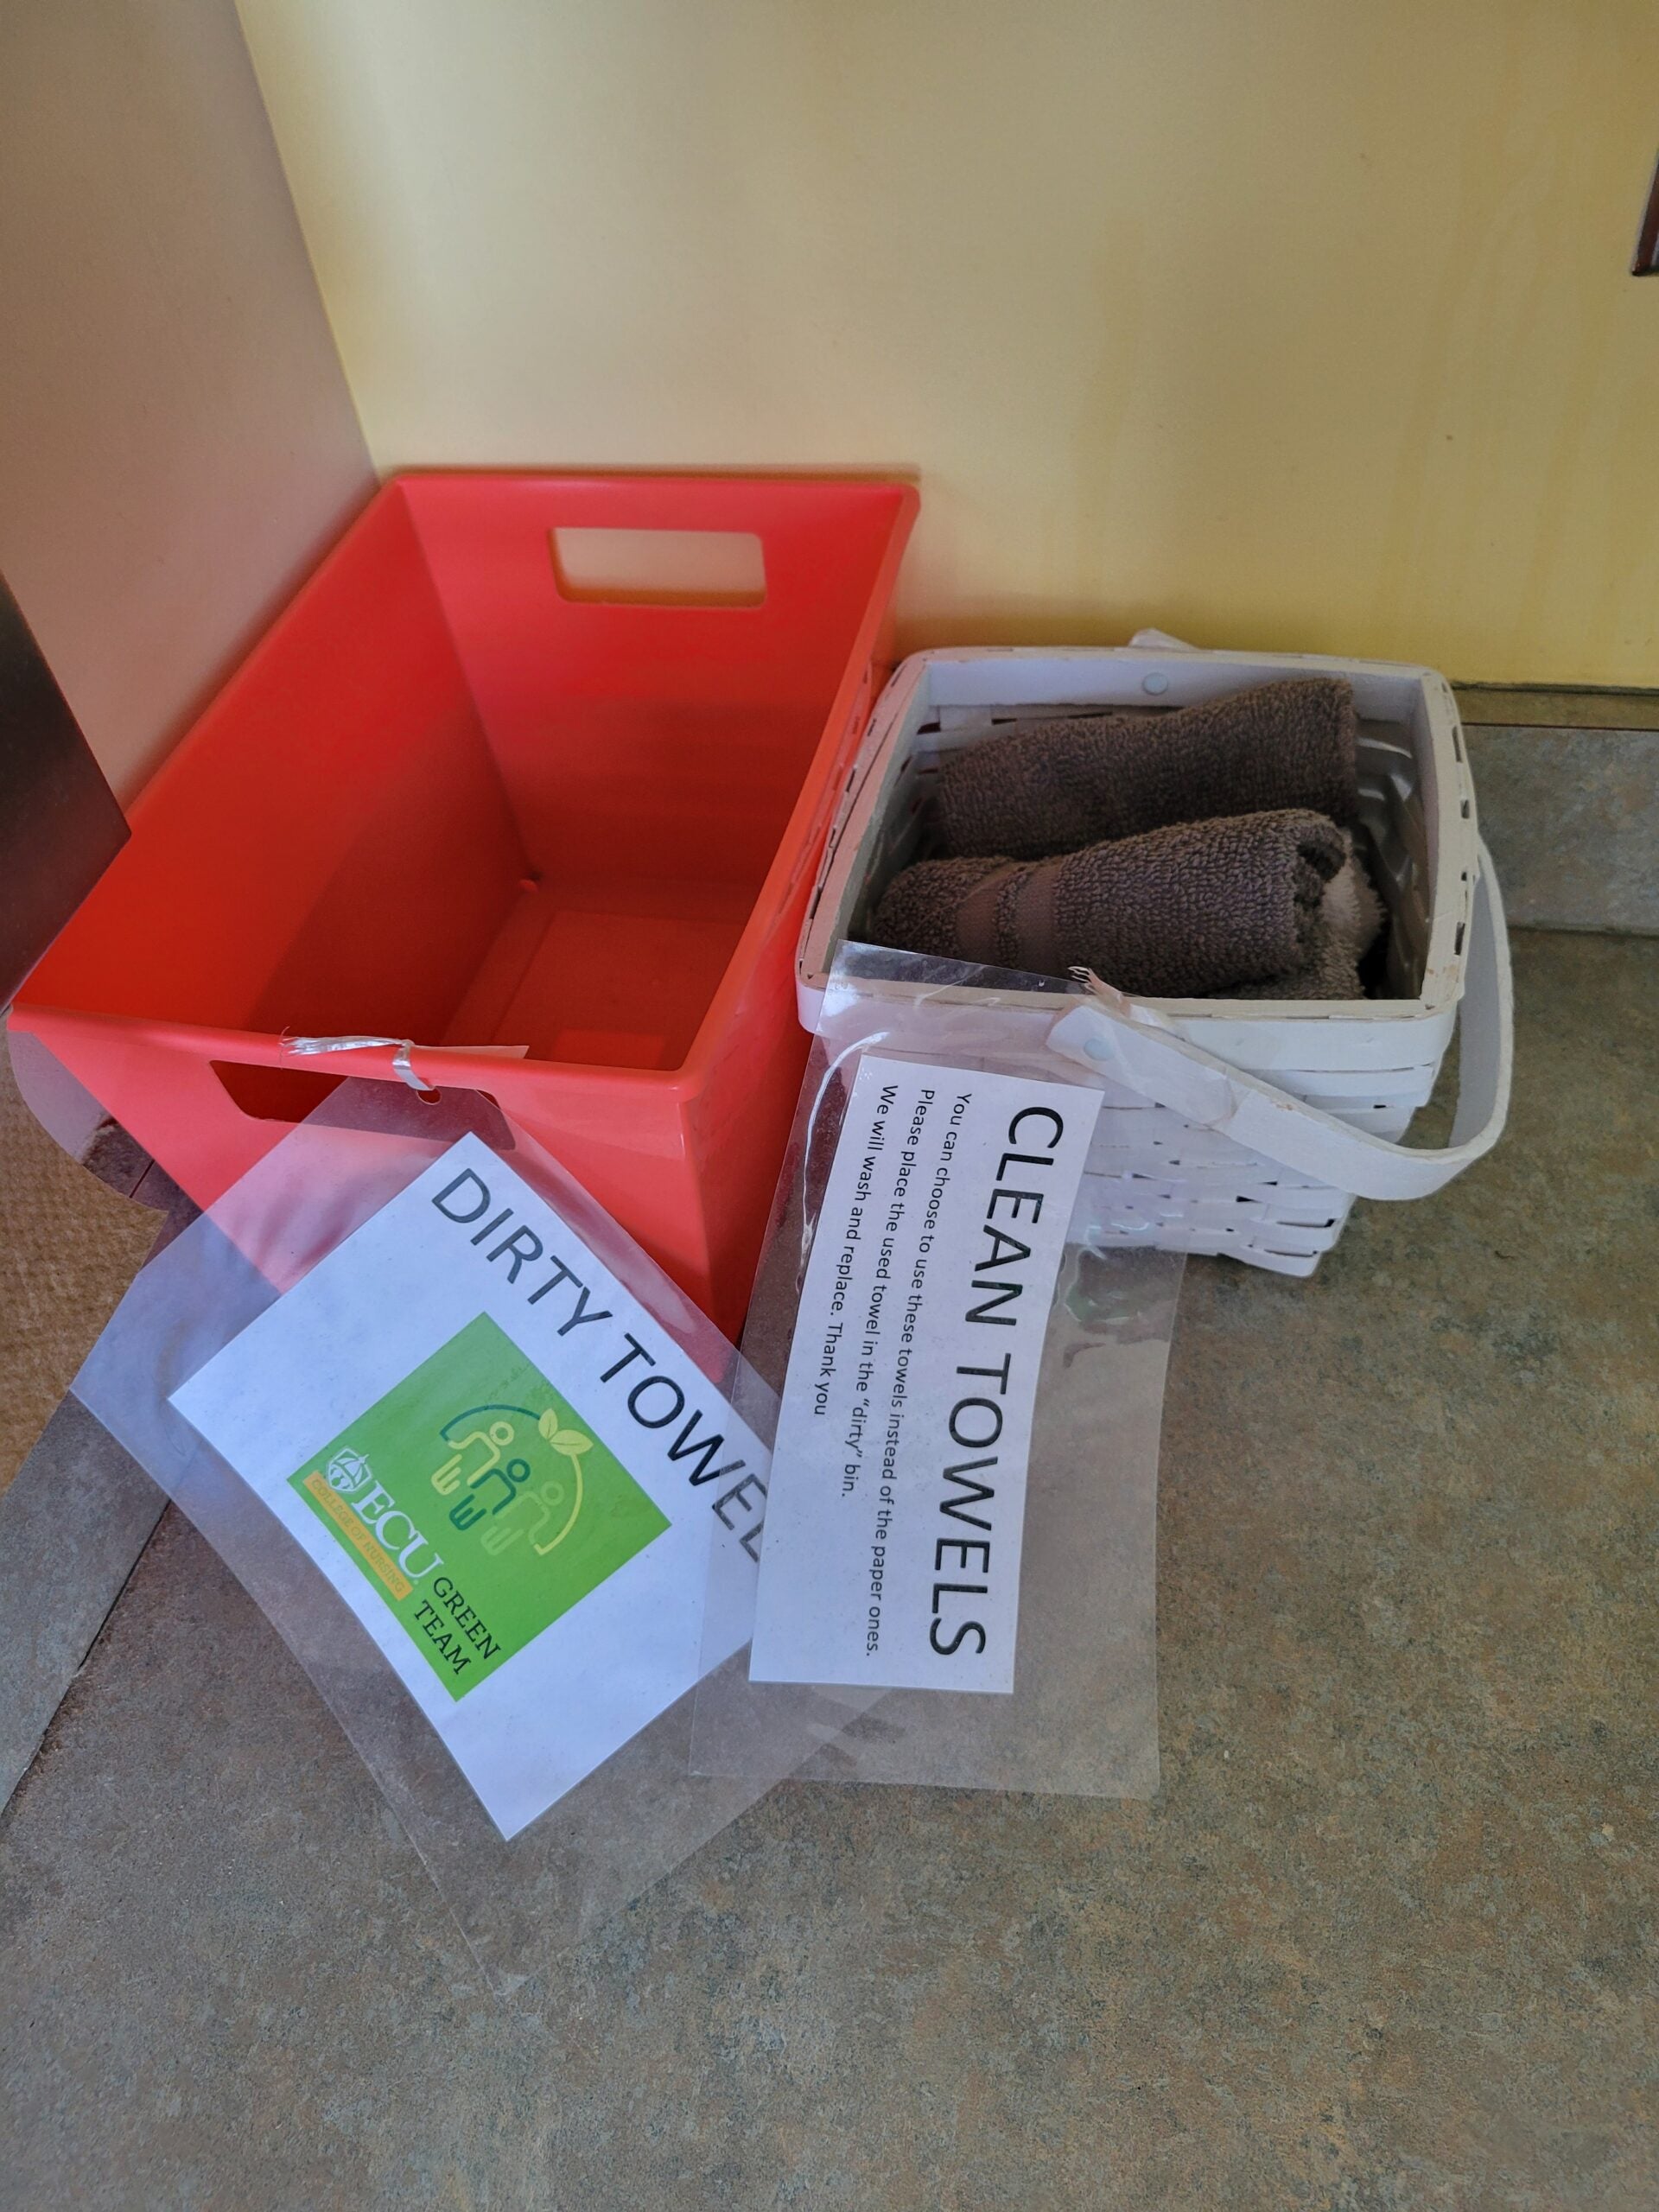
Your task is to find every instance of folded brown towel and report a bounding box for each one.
[1220,834,1384,1000]
[935,678,1360,859]
[873,809,1348,998]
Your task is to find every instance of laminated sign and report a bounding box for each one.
[171,1135,767,1838]
[750,1058,1100,1694]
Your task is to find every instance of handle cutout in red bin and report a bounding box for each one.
[549,527,766,607]
[211,1062,343,1125]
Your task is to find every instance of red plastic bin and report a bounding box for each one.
[14,472,916,1332]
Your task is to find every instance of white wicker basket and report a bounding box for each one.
[797,642,1512,1275]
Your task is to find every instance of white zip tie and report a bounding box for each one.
[282,1033,429,1091]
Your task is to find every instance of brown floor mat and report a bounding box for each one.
[0,1026,156,1492]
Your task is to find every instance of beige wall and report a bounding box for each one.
[0,1,371,798]
[237,0,1659,687]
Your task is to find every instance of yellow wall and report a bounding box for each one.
[238,0,1659,685]
[0,0,369,796]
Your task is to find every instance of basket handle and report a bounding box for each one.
[1047,841,1512,1202]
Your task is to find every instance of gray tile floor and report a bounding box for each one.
[2,930,1655,2209]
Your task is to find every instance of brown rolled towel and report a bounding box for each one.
[1220,833,1385,1000]
[935,678,1360,859]
[873,808,1348,998]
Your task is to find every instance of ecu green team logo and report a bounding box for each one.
[289,1314,668,1697]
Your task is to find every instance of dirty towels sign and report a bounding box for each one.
[749,1058,1099,1694]
[171,1134,767,1838]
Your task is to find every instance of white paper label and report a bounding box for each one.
[170,1133,766,1840]
[749,1058,1100,1694]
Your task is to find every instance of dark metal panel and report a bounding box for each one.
[0,572,128,1004]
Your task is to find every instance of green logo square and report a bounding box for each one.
[289,1313,669,1699]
